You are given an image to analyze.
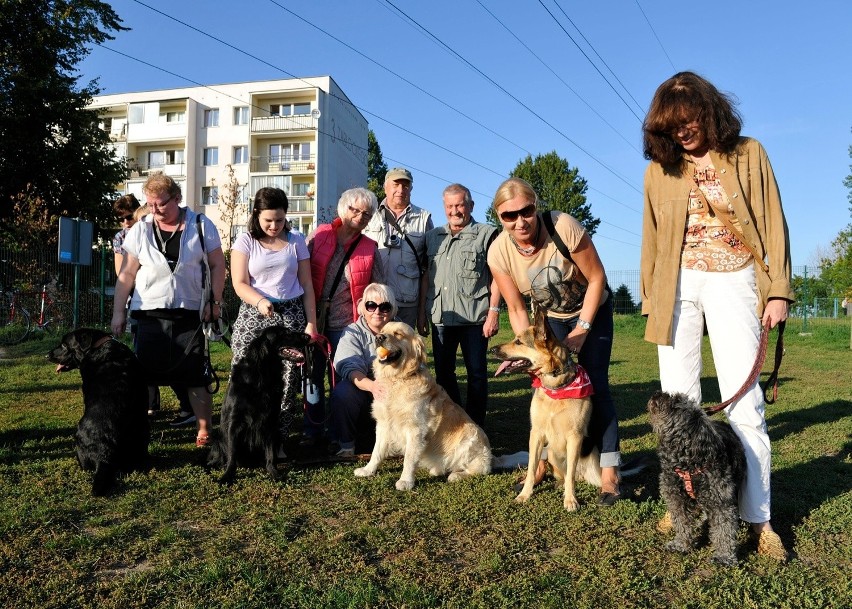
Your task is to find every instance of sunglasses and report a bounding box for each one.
[365,301,393,313]
[118,214,134,222]
[499,203,536,223]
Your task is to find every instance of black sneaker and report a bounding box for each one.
[169,412,197,427]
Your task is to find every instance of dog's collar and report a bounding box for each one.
[674,466,704,500]
[529,365,594,399]
[89,335,115,352]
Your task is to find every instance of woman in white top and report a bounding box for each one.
[230,187,318,444]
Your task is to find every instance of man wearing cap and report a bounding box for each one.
[363,168,433,329]
[417,183,500,426]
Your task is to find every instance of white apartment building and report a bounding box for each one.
[91,76,368,239]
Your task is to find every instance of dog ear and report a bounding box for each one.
[413,334,427,367]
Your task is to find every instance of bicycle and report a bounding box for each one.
[0,283,71,345]
[0,285,30,346]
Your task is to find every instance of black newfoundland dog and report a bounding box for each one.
[48,328,150,496]
[208,326,311,484]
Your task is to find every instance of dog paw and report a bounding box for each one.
[563,496,580,512]
[395,478,415,491]
[712,554,738,567]
[353,467,374,478]
[514,492,531,503]
[665,539,692,554]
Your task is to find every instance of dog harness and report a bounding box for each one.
[530,365,594,399]
[674,467,704,500]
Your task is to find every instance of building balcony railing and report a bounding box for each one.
[127,162,187,180]
[287,196,314,214]
[250,155,316,173]
[250,115,317,133]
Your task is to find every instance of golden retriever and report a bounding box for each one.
[491,308,601,510]
[353,321,492,490]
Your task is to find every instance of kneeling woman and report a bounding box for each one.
[327,283,397,457]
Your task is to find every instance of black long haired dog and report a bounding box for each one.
[48,328,150,496]
[647,391,747,566]
[208,326,311,483]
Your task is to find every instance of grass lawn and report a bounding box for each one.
[0,316,850,609]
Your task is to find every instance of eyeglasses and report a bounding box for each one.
[118,214,134,222]
[365,301,393,313]
[499,203,537,223]
[668,118,700,137]
[348,205,373,220]
[148,195,175,208]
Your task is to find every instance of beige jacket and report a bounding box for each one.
[640,137,794,345]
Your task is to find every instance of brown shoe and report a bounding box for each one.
[757,530,788,563]
[656,511,673,534]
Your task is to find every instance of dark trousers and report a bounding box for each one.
[430,323,489,427]
[304,328,345,438]
[546,298,620,466]
[328,377,375,451]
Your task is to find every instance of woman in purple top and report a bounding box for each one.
[230,187,318,444]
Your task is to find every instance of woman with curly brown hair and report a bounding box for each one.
[641,72,793,561]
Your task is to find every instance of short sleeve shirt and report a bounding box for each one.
[231,231,309,301]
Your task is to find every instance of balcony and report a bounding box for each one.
[251,114,317,133]
[250,155,316,174]
[287,196,314,214]
[127,161,187,180]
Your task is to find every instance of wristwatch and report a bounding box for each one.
[577,318,592,331]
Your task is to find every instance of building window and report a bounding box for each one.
[233,106,249,125]
[166,149,185,165]
[233,146,248,165]
[202,186,218,206]
[270,103,312,116]
[203,148,218,166]
[165,111,185,123]
[148,151,165,168]
[204,109,219,127]
[269,143,310,163]
[292,183,311,197]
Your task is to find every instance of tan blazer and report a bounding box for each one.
[640,137,794,346]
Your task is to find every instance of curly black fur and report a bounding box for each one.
[647,391,747,565]
[47,328,150,496]
[207,326,311,484]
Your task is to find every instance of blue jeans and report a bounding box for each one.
[546,298,621,468]
[430,323,489,427]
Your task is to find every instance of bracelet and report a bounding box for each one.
[212,300,221,306]
[488,306,500,313]
[256,297,268,308]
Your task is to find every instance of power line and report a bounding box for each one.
[379,0,642,195]
[633,0,677,72]
[472,0,641,155]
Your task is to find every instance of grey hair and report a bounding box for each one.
[337,187,379,221]
[358,282,398,318]
[443,183,473,206]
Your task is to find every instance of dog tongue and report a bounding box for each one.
[495,360,513,377]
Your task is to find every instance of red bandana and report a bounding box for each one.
[530,365,594,399]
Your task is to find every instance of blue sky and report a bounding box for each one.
[80,0,851,273]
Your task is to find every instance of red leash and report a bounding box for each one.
[703,320,785,415]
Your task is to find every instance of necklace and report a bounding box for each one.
[154,208,185,254]
[509,221,542,256]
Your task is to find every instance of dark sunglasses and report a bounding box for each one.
[118,214,134,222]
[499,203,536,223]
[365,301,393,313]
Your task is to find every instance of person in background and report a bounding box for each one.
[112,194,193,420]
[230,187,318,452]
[488,177,622,506]
[418,183,500,427]
[327,283,396,457]
[362,168,432,330]
[641,71,793,561]
[111,173,225,447]
[303,187,384,446]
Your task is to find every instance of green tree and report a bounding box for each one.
[822,129,852,301]
[0,0,127,243]
[367,130,388,203]
[486,151,599,234]
[612,283,637,314]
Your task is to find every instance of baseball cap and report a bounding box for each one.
[385,167,413,183]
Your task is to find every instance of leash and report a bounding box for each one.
[301,335,334,426]
[703,320,785,415]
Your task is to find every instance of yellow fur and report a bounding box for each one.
[354,322,492,490]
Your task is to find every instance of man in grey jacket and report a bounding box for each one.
[418,183,500,426]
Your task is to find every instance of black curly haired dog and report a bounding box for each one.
[647,391,747,566]
[207,326,311,484]
[48,328,150,496]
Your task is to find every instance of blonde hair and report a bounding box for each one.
[492,177,537,213]
[358,283,398,318]
[134,204,150,221]
[142,172,181,200]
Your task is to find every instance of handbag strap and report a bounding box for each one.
[382,206,425,277]
[325,234,363,301]
[540,210,573,263]
[693,186,769,274]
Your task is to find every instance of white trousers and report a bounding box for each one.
[657,266,772,524]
